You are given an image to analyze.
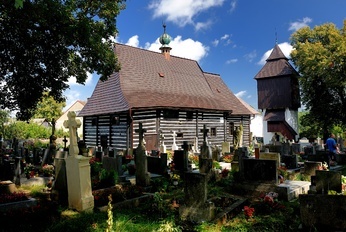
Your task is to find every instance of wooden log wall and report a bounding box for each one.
[83,110,251,152]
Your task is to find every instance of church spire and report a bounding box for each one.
[159,23,172,60]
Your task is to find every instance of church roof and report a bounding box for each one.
[254,44,299,79]
[80,43,254,116]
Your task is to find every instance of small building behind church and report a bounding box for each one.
[79,27,255,152]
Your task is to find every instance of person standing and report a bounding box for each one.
[325,133,337,165]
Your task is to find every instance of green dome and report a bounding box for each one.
[159,33,171,45]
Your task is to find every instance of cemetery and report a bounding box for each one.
[1,113,346,231]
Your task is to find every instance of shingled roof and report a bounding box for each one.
[80,43,254,116]
[254,44,299,79]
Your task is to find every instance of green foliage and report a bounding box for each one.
[0,0,126,120]
[32,91,65,121]
[290,20,346,136]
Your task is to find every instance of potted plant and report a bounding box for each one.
[24,164,36,179]
[41,164,54,177]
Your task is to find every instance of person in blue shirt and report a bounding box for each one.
[325,133,337,165]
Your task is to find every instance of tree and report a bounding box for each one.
[0,110,10,139]
[290,20,346,140]
[32,91,65,122]
[0,0,125,120]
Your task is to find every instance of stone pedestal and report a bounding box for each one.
[66,155,94,211]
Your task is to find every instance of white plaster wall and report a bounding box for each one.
[285,108,299,141]
[250,114,263,138]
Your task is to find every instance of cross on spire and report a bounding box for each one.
[200,124,209,142]
[135,122,147,145]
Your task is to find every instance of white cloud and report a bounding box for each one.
[288,17,312,31]
[195,20,213,31]
[229,0,237,12]
[145,35,209,62]
[221,34,229,40]
[126,35,140,47]
[257,42,293,65]
[226,58,238,64]
[67,72,93,86]
[235,90,246,98]
[244,50,257,62]
[148,0,225,30]
[212,39,219,47]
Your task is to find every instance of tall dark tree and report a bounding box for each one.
[290,20,346,140]
[0,0,125,120]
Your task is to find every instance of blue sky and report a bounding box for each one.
[64,0,346,111]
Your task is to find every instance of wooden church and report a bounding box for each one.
[79,27,255,151]
[254,44,301,144]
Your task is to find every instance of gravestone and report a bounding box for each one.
[212,146,221,161]
[199,157,213,174]
[171,131,178,151]
[147,153,167,175]
[159,134,167,153]
[193,136,200,153]
[173,142,189,172]
[222,142,230,154]
[63,136,69,151]
[315,170,342,194]
[102,155,123,176]
[200,125,212,158]
[64,111,94,212]
[303,161,322,176]
[135,122,150,187]
[53,158,68,205]
[13,157,21,186]
[242,159,278,183]
[281,154,297,169]
[299,137,310,152]
[259,152,281,168]
[179,172,215,222]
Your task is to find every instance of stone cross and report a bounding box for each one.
[200,125,209,143]
[135,122,147,146]
[64,111,81,156]
[63,136,68,151]
[172,131,178,151]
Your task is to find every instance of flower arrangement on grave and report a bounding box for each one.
[222,154,233,163]
[243,206,255,220]
[255,192,285,214]
[41,164,54,176]
[213,160,222,170]
[188,153,199,167]
[170,173,180,186]
[220,168,230,178]
[24,163,36,178]
[0,192,28,204]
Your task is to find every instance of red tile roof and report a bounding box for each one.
[80,43,254,116]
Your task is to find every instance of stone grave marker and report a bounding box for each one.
[171,131,178,151]
[259,152,281,168]
[303,161,322,176]
[315,170,342,194]
[281,154,298,169]
[64,111,94,212]
[135,122,150,187]
[222,141,230,154]
[159,134,167,153]
[200,125,212,159]
[102,155,123,176]
[212,145,221,161]
[179,172,215,222]
[242,158,278,183]
[173,142,189,172]
[53,157,68,205]
[199,157,213,174]
[147,153,167,175]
